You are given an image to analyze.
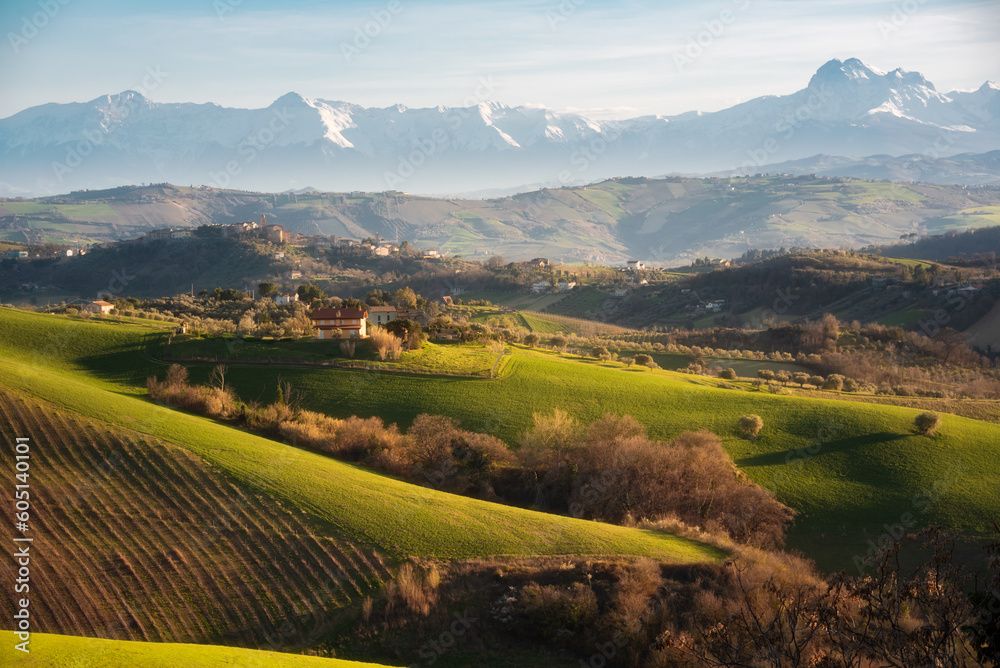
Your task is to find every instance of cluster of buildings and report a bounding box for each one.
[306,304,430,340]
[137,218,446,262]
[6,248,85,260]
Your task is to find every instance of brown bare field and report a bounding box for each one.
[0,389,391,649]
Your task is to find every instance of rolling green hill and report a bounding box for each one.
[0,307,724,664]
[4,175,999,263]
[0,632,400,667]
[2,307,998,574]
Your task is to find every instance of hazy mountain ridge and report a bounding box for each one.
[5,175,1000,264]
[717,150,1000,185]
[1,59,997,196]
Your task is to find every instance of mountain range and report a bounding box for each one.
[1,58,998,197]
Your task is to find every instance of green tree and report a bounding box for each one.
[297,283,326,302]
[257,282,277,298]
[822,374,844,391]
[914,412,942,436]
[392,286,418,309]
[634,354,657,369]
[738,414,764,439]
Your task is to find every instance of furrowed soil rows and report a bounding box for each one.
[0,389,389,648]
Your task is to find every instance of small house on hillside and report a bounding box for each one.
[397,309,430,327]
[531,280,551,294]
[626,260,645,271]
[369,305,397,326]
[434,328,460,341]
[83,300,114,315]
[311,307,368,340]
[275,293,299,306]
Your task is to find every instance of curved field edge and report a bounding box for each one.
[0,389,392,647]
[3,308,999,569]
[0,358,723,564]
[0,632,400,667]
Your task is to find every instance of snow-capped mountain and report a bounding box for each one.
[1,58,997,196]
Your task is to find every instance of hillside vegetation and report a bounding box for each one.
[1,308,997,572]
[4,175,1000,262]
[0,309,722,564]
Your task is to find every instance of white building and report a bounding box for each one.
[368,305,397,326]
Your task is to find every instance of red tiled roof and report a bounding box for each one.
[310,307,367,320]
[368,305,396,312]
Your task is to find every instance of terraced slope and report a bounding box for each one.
[0,632,400,667]
[0,390,391,648]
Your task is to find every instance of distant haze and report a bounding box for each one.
[0,58,998,196]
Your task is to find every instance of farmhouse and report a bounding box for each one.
[275,293,299,306]
[311,307,368,340]
[626,260,645,271]
[531,280,551,294]
[83,300,114,315]
[369,305,397,326]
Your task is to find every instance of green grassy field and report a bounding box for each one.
[2,307,999,572]
[519,311,571,334]
[0,632,400,667]
[198,348,1000,571]
[0,308,723,564]
[167,336,501,377]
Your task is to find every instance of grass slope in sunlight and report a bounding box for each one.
[0,632,400,667]
[3,307,998,571]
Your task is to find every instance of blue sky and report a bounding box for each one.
[1,0,997,119]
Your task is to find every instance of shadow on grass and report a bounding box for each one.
[736,432,907,467]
